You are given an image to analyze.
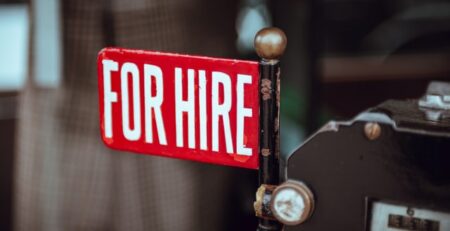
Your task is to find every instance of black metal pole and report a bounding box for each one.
[254,27,287,231]
[259,62,280,186]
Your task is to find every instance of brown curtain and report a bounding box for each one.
[14,0,243,230]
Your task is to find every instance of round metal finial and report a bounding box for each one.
[254,27,287,60]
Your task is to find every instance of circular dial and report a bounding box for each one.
[270,180,315,226]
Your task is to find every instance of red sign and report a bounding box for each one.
[98,48,259,169]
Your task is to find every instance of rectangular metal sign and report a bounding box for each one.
[98,48,259,169]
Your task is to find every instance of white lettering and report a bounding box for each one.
[236,74,252,156]
[212,72,234,154]
[121,62,141,141]
[144,64,167,145]
[103,59,118,138]
[199,70,207,150]
[175,68,196,148]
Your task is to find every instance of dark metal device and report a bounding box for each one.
[281,81,450,230]
[251,27,449,230]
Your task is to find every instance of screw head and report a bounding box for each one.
[364,122,381,140]
[254,27,287,60]
[270,180,314,226]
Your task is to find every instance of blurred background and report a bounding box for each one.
[0,0,449,230]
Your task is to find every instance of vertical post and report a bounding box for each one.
[254,27,287,231]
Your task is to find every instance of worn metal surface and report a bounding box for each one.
[285,87,450,230]
[258,61,281,185]
[255,27,286,231]
[257,59,282,231]
[254,27,287,61]
[254,184,278,220]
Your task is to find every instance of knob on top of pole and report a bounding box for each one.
[254,27,287,60]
